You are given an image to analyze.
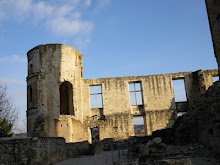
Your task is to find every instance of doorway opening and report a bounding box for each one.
[91,127,99,143]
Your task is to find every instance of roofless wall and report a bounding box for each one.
[27,44,217,143]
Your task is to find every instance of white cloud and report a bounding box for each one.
[47,17,93,37]
[0,0,32,22]
[0,55,26,63]
[0,0,110,50]
[31,1,55,22]
[0,0,95,36]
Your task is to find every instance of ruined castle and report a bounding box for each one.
[1,1,220,164]
[26,44,217,143]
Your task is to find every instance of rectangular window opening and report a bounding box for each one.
[213,76,219,83]
[90,85,103,108]
[172,79,187,102]
[133,116,145,136]
[129,82,143,106]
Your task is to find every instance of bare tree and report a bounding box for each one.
[0,82,18,127]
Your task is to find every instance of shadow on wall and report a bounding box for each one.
[147,97,177,135]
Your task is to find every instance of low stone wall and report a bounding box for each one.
[0,137,90,165]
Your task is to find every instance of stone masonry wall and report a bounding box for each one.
[82,74,177,138]
[27,44,218,143]
[167,81,220,154]
[0,137,90,165]
[82,71,216,138]
[27,44,84,140]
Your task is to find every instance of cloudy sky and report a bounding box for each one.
[0,0,217,130]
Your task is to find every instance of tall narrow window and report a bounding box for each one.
[172,79,187,102]
[60,81,74,115]
[90,85,102,108]
[30,64,33,74]
[29,87,32,102]
[129,82,143,105]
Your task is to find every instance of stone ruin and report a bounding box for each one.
[1,0,220,164]
[26,44,217,143]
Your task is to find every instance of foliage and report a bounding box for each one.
[0,83,18,137]
[0,119,12,137]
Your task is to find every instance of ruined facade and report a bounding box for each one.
[26,44,217,143]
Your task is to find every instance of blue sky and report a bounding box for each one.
[0,0,217,131]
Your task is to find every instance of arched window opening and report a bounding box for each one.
[60,81,74,115]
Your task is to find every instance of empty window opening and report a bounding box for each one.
[29,87,32,103]
[129,82,143,106]
[133,116,145,136]
[172,79,187,102]
[90,85,102,108]
[91,127,99,143]
[213,76,219,83]
[60,81,74,115]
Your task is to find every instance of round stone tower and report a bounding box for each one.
[26,44,83,138]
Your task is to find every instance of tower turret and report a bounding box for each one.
[27,44,83,138]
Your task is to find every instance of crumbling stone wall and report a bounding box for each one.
[82,70,217,138]
[184,69,217,106]
[27,44,85,141]
[148,2,220,155]
[26,44,217,143]
[82,74,177,138]
[165,81,220,154]
[0,137,90,165]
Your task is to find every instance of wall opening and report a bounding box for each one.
[133,116,145,136]
[89,85,103,108]
[90,127,99,143]
[177,112,186,117]
[129,82,143,106]
[29,86,32,103]
[60,81,74,115]
[172,79,187,116]
[213,76,219,83]
[172,79,187,102]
